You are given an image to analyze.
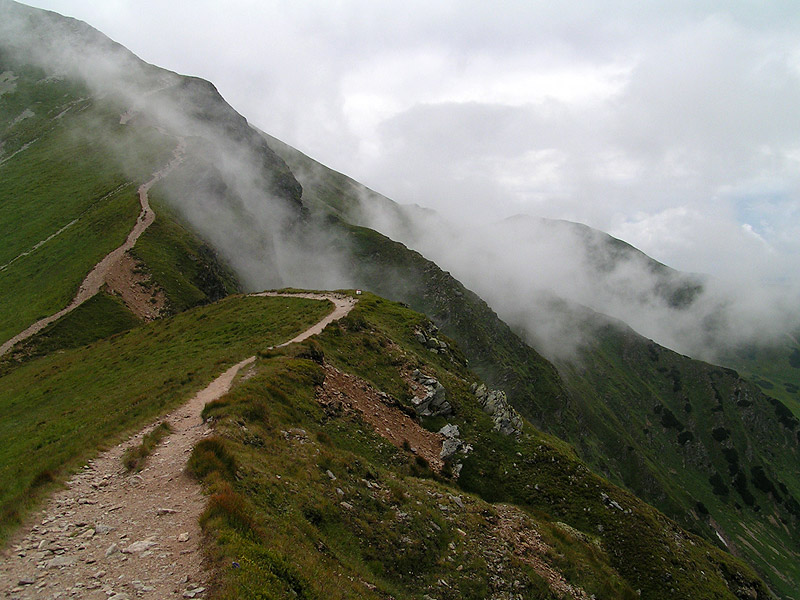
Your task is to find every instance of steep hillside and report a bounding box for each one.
[273,143,800,597]
[1,2,797,596]
[544,308,800,595]
[189,293,769,599]
[718,332,800,418]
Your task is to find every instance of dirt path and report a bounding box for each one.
[0,139,186,358]
[0,293,355,599]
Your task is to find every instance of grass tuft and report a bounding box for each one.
[187,436,237,482]
[122,422,172,472]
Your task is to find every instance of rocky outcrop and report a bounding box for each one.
[414,323,453,358]
[411,369,452,417]
[439,423,463,460]
[438,423,472,479]
[472,383,524,436]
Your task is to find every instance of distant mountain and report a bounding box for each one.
[275,136,800,598]
[1,1,798,597]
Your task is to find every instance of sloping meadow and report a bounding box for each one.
[188,293,768,600]
[0,294,331,540]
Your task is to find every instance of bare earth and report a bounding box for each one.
[317,364,445,471]
[0,293,355,600]
[104,253,168,322]
[0,139,186,357]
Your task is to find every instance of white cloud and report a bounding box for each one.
[18,0,800,329]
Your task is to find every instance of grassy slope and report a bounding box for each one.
[0,57,175,343]
[0,295,332,542]
[271,146,799,598]
[719,334,800,418]
[0,193,244,371]
[554,321,800,598]
[328,219,570,425]
[189,293,768,600]
[131,191,241,313]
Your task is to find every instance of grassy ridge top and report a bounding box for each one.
[0,294,332,542]
[188,292,768,599]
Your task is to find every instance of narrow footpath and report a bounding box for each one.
[0,293,356,599]
[0,139,186,357]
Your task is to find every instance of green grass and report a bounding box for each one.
[0,58,177,344]
[0,294,332,542]
[186,293,768,600]
[550,322,800,599]
[719,334,800,418]
[0,169,139,342]
[0,292,140,373]
[122,422,173,472]
[131,193,240,313]
[189,355,571,600]
[0,98,175,343]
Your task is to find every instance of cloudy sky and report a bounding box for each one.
[24,0,800,288]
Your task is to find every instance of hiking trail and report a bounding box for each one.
[0,292,356,599]
[0,138,186,357]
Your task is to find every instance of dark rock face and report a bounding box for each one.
[410,369,452,417]
[472,383,523,436]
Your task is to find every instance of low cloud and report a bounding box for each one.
[7,1,800,362]
[1,1,356,295]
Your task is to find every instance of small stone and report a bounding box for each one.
[104,543,120,557]
[450,495,465,509]
[156,507,177,516]
[18,574,36,585]
[326,470,336,481]
[46,555,76,568]
[177,532,190,543]
[124,539,156,553]
[340,501,353,510]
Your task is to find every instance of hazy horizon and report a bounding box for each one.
[19,1,799,291]
[6,0,800,360]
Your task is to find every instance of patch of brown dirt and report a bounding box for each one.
[317,364,444,471]
[105,252,168,321]
[491,504,592,600]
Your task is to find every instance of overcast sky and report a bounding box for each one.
[23,1,800,288]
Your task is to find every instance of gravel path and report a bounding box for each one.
[0,293,356,599]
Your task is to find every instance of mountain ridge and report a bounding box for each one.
[1,2,798,597]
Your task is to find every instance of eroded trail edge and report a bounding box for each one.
[0,292,356,599]
[0,139,186,357]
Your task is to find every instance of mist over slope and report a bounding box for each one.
[0,0,357,297]
[271,135,800,362]
[357,197,800,362]
[3,2,800,596]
